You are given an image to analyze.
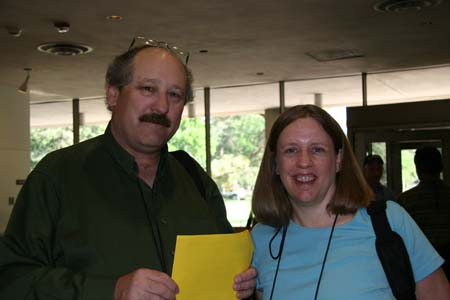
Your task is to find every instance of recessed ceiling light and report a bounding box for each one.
[199,49,209,53]
[256,72,264,76]
[37,42,93,56]
[5,25,22,37]
[374,0,442,12]
[106,15,123,21]
[306,49,364,62]
[420,21,433,26]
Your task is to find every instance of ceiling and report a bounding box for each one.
[1,0,450,126]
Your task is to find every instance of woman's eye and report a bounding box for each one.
[312,147,325,154]
[143,86,155,92]
[284,147,297,154]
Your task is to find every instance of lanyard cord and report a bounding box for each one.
[314,213,339,300]
[268,213,339,300]
[268,225,288,300]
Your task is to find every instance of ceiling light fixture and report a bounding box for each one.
[54,21,70,33]
[106,15,123,21]
[374,0,442,12]
[5,25,22,37]
[37,42,93,56]
[18,68,32,94]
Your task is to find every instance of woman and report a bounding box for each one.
[251,105,450,300]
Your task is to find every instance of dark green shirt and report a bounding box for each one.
[0,125,233,299]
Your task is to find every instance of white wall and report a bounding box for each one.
[0,84,30,233]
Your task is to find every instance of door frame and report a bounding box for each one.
[347,99,450,195]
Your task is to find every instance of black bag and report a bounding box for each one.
[367,201,416,300]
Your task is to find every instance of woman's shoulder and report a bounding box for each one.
[251,223,278,236]
[251,223,283,247]
[385,200,411,225]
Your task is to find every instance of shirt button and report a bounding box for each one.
[160,218,168,224]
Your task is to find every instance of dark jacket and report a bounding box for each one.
[0,125,233,299]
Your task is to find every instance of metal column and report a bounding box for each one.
[72,98,80,144]
[204,87,211,176]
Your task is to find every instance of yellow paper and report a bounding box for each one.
[172,230,254,300]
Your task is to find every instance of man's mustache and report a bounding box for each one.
[139,113,171,128]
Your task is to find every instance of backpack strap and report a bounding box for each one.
[367,201,417,300]
[171,150,206,200]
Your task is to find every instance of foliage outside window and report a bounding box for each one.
[371,142,388,186]
[168,117,206,169]
[30,124,106,170]
[401,149,418,192]
[210,114,265,227]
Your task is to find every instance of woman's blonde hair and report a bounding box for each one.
[252,105,373,228]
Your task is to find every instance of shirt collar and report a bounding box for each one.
[102,122,169,178]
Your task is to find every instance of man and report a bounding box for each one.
[398,146,450,279]
[363,154,396,202]
[0,43,256,299]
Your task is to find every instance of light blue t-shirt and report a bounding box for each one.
[251,201,443,300]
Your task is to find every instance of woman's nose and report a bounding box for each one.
[296,150,312,167]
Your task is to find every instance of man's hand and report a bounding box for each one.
[233,267,257,299]
[114,268,179,300]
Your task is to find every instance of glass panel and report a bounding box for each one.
[169,89,206,168]
[401,149,418,192]
[285,75,363,108]
[367,65,450,105]
[79,98,109,142]
[210,83,279,115]
[30,101,73,170]
[210,84,277,227]
[371,142,388,185]
[30,100,73,128]
[168,117,206,169]
[324,106,347,135]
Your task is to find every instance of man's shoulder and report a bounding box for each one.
[398,186,420,203]
[34,135,104,174]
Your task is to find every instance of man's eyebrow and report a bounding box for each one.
[136,78,184,92]
[136,78,161,85]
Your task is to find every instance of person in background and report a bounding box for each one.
[0,40,256,300]
[250,104,449,300]
[363,154,396,202]
[398,146,450,279]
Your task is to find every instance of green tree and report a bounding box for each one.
[168,117,206,168]
[30,127,72,169]
[30,124,106,170]
[210,114,265,192]
[80,124,106,142]
[211,114,265,167]
[401,149,418,191]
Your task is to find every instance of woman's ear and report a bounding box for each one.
[273,153,280,175]
[336,149,343,173]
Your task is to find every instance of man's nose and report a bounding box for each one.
[152,92,170,114]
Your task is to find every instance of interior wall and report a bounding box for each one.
[0,84,30,233]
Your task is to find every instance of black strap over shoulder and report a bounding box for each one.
[171,150,206,200]
[367,201,416,300]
